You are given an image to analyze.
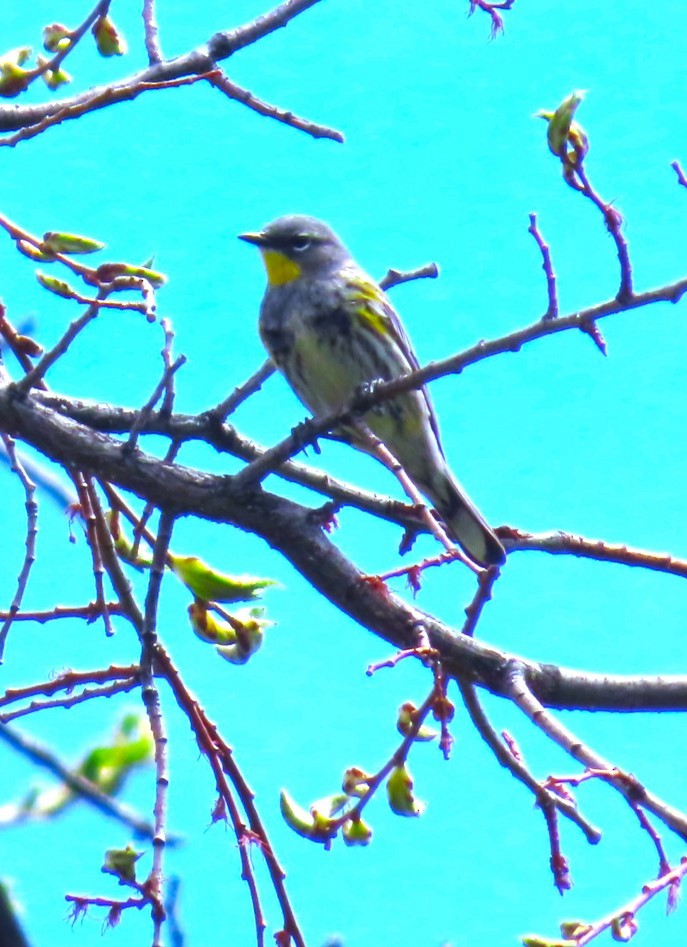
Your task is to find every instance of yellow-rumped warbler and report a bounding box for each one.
[239,215,505,567]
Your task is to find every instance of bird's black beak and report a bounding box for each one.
[238,231,268,247]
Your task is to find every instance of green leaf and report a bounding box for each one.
[169,553,277,603]
[42,231,105,254]
[35,270,77,299]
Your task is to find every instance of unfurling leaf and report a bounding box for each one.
[342,816,373,846]
[36,58,71,90]
[215,608,271,664]
[386,764,425,817]
[169,553,277,603]
[92,16,128,57]
[342,766,372,798]
[279,789,336,844]
[35,270,77,299]
[397,701,438,741]
[42,231,105,254]
[95,262,167,287]
[16,240,54,261]
[43,24,72,52]
[189,602,273,664]
[102,845,143,884]
[0,48,32,97]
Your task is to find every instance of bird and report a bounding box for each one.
[239,215,505,568]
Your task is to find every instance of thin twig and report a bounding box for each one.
[569,857,687,946]
[156,646,270,947]
[140,511,175,943]
[379,262,439,291]
[0,73,219,148]
[575,164,633,303]
[527,213,558,319]
[352,419,474,564]
[0,0,330,144]
[0,434,38,661]
[19,0,112,91]
[143,0,164,64]
[15,295,104,393]
[0,678,139,724]
[505,661,687,839]
[209,70,343,142]
[126,354,186,453]
[506,528,687,579]
[0,664,139,708]
[670,160,687,189]
[458,680,601,843]
[461,567,499,637]
[208,358,275,421]
[224,276,687,489]
[72,473,113,636]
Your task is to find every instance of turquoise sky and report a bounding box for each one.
[2,1,687,945]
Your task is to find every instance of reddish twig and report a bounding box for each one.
[0,664,139,707]
[505,661,687,839]
[157,644,306,947]
[539,794,572,893]
[352,419,475,564]
[458,680,601,842]
[461,566,499,637]
[467,0,515,37]
[0,602,123,624]
[556,857,687,945]
[0,678,139,723]
[369,549,459,596]
[14,0,113,93]
[155,647,269,947]
[545,768,672,878]
[505,528,687,579]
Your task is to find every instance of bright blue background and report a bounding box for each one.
[2,1,687,944]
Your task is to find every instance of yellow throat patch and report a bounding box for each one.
[260,249,302,286]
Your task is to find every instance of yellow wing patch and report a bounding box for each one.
[349,278,392,336]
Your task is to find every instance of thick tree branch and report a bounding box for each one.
[2,378,687,712]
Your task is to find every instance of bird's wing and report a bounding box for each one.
[343,266,446,456]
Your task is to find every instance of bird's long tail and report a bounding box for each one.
[426,470,505,568]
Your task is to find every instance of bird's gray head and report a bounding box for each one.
[238,215,351,285]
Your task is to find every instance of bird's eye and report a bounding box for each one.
[291,235,312,252]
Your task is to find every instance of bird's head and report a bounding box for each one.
[239,215,349,286]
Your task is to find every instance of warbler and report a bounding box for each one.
[239,215,505,567]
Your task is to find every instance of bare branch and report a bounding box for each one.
[0,434,38,661]
[209,70,343,141]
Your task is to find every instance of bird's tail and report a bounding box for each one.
[425,469,505,568]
